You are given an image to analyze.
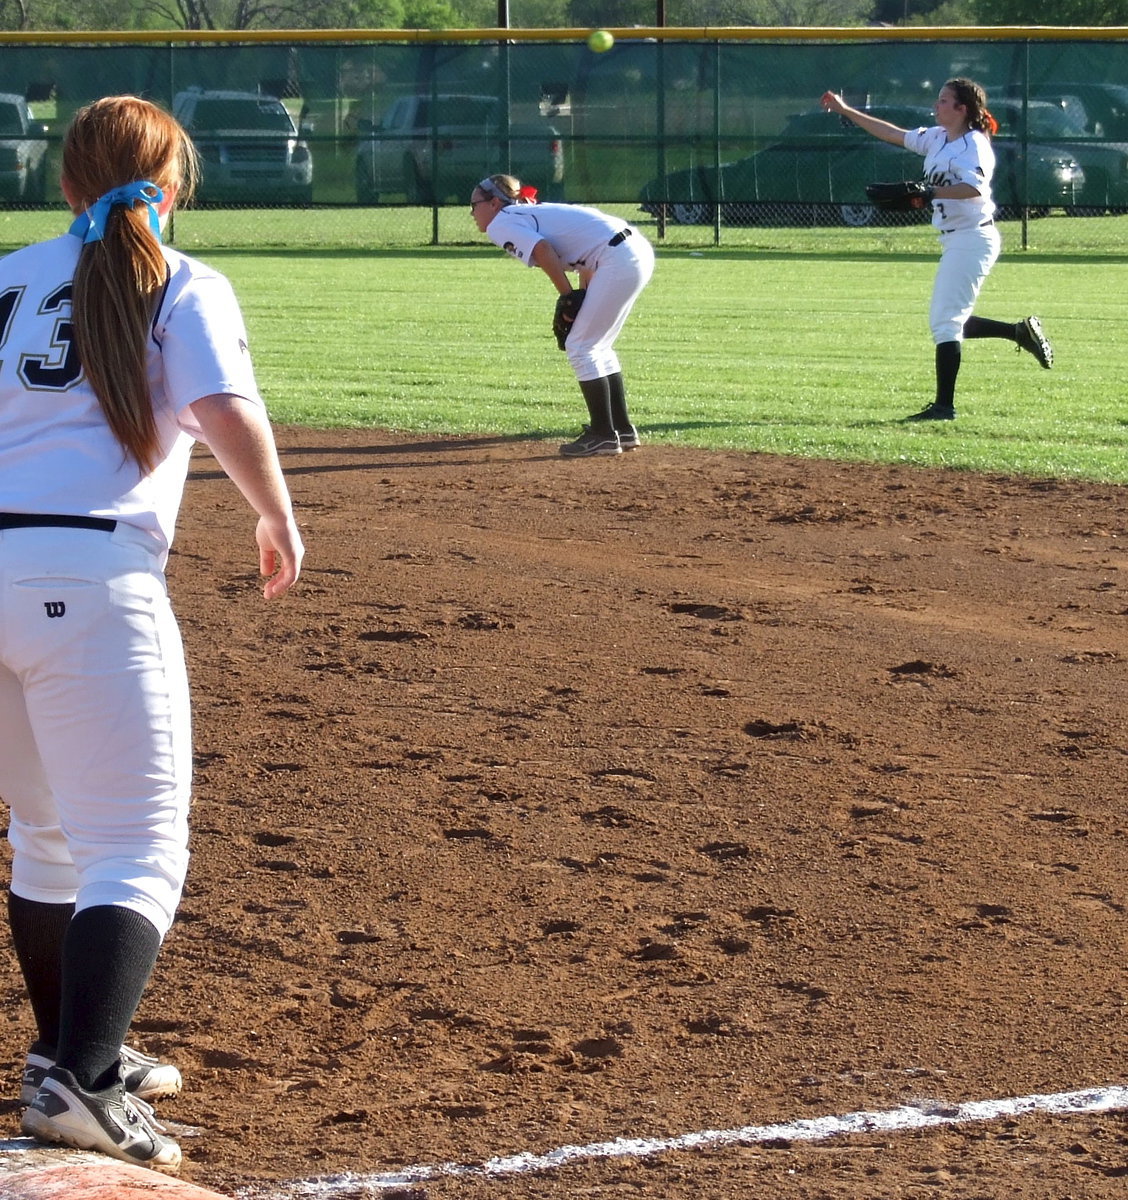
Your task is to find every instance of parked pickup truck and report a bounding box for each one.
[172,88,313,206]
[0,93,48,203]
[354,93,564,205]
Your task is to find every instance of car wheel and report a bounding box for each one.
[355,158,378,205]
[28,160,47,204]
[670,202,713,225]
[405,158,434,206]
[838,203,878,227]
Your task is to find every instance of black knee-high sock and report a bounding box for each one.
[606,372,631,431]
[935,341,961,413]
[578,376,615,436]
[56,906,162,1091]
[963,315,1018,341]
[7,893,75,1054]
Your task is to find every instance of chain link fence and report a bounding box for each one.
[1,28,1126,251]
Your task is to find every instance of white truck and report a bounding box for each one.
[354,93,564,205]
[172,88,313,206]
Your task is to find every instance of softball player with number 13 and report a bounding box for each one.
[0,96,303,1173]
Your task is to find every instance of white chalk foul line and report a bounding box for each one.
[238,1083,1128,1197]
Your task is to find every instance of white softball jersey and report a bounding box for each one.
[486,203,655,380]
[0,232,263,561]
[903,126,1002,342]
[903,125,996,231]
[0,232,262,935]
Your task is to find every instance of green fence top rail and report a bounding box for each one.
[0,25,1127,45]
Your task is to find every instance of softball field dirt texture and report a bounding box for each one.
[2,428,1127,1199]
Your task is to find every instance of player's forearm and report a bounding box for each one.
[190,394,295,525]
[821,92,907,146]
[932,183,981,200]
[838,106,907,146]
[190,394,304,598]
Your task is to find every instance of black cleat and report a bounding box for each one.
[1016,316,1053,368]
[905,404,956,421]
[21,1066,181,1173]
[559,427,622,457]
[22,1044,182,1106]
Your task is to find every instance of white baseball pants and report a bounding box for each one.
[929,223,1002,343]
[566,231,656,381]
[0,524,191,938]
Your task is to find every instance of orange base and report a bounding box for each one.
[0,1161,231,1198]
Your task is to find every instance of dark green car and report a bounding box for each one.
[639,105,1085,227]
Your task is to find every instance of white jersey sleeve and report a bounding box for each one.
[155,249,263,440]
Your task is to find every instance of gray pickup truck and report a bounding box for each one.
[354,93,564,205]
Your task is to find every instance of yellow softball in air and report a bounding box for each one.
[587,29,614,53]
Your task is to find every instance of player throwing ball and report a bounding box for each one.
[1,96,303,1172]
[471,175,655,456]
[821,79,1054,421]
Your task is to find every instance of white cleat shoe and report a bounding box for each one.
[22,1065,182,1174]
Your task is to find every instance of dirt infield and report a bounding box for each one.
[2,427,1127,1199]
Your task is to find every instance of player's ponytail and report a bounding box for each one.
[62,96,197,473]
[946,77,996,138]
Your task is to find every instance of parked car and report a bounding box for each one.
[354,93,564,205]
[172,88,313,206]
[638,106,1085,227]
[0,93,48,204]
[998,82,1128,139]
[990,96,1128,214]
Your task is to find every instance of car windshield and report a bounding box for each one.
[995,105,1082,139]
[0,103,26,136]
[191,99,294,132]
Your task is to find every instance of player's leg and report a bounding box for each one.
[563,239,655,456]
[607,373,639,449]
[0,661,77,1055]
[560,375,620,456]
[964,314,1053,368]
[908,229,1000,421]
[908,339,961,421]
[6,527,187,1169]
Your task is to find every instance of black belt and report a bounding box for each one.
[608,228,633,247]
[941,218,994,233]
[0,512,117,532]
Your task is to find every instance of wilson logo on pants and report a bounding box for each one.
[43,602,66,618]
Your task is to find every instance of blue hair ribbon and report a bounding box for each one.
[68,181,164,244]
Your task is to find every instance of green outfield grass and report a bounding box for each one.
[3,205,1126,482]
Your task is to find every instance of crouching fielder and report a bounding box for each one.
[0,96,303,1172]
[821,78,1053,421]
[471,175,655,456]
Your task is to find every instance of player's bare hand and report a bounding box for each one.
[821,91,847,114]
[257,515,304,599]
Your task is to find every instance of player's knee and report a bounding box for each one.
[8,819,80,904]
[76,849,189,939]
[568,348,620,378]
[930,317,964,344]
